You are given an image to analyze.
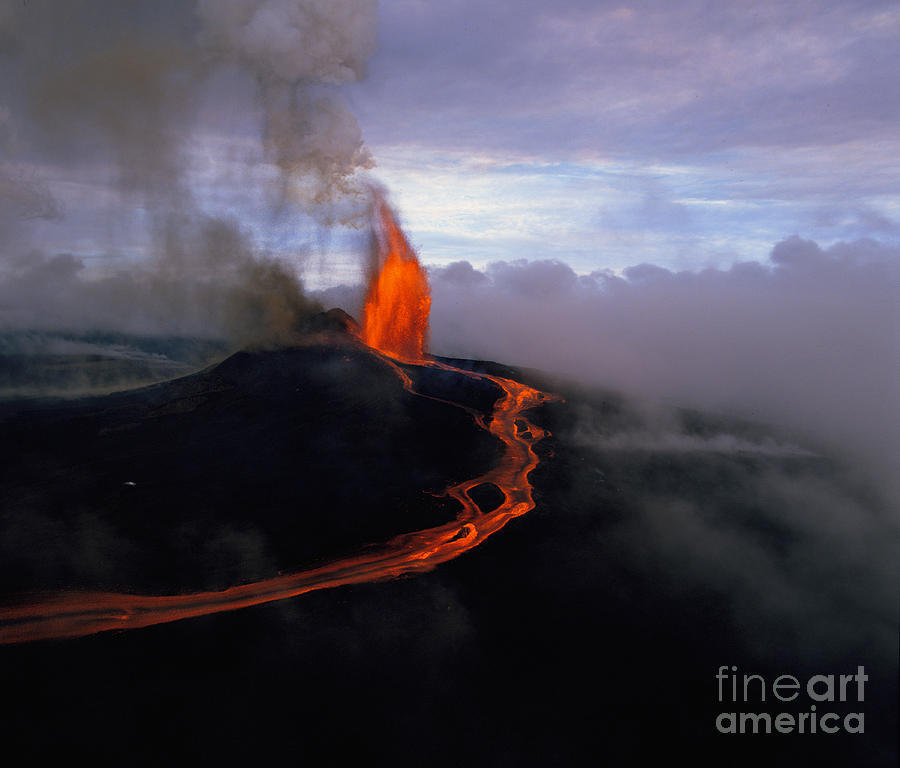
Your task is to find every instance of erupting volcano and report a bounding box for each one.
[0,193,555,644]
[362,194,431,361]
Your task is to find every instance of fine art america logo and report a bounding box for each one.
[716,665,867,734]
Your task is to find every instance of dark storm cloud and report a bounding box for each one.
[416,236,898,500]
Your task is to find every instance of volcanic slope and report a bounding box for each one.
[0,336,896,767]
[0,332,503,597]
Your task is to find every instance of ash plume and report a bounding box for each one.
[197,0,377,207]
[0,214,319,345]
[1,1,200,203]
[0,0,378,352]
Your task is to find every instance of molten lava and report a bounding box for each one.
[0,193,558,645]
[362,194,431,362]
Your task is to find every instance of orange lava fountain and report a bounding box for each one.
[0,193,557,645]
[361,194,431,361]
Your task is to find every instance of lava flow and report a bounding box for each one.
[0,196,556,645]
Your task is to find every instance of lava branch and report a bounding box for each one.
[0,358,555,644]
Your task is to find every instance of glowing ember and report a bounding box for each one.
[362,194,431,361]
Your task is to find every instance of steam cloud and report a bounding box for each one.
[318,235,898,501]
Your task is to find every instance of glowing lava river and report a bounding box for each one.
[0,194,556,645]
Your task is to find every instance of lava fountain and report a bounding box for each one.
[0,191,557,644]
[362,193,431,361]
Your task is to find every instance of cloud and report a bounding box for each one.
[197,0,378,205]
[576,430,817,458]
[355,0,900,158]
[2,1,202,203]
[2,0,377,205]
[0,1,386,345]
[0,214,319,344]
[411,236,898,500]
[348,0,900,266]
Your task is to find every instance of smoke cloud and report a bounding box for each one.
[0,214,318,344]
[0,0,378,348]
[1,1,200,202]
[197,0,377,205]
[2,0,376,202]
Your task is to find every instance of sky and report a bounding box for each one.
[3,0,899,278]
[0,1,897,498]
[350,0,900,275]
